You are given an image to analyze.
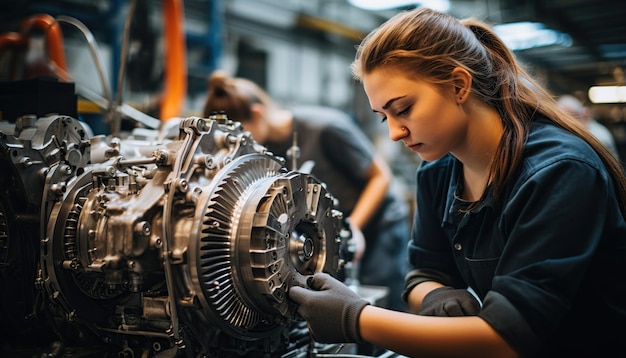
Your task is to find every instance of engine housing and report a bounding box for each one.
[0,113,346,357]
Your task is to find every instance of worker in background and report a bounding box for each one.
[202,71,411,319]
[557,94,619,159]
[288,7,626,357]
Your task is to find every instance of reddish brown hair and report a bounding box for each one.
[351,8,626,212]
[202,70,272,122]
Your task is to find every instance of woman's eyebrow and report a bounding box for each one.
[382,96,406,110]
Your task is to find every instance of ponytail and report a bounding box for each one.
[352,8,626,213]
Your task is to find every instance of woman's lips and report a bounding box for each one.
[407,143,423,152]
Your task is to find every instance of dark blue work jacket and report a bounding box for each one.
[408,118,626,357]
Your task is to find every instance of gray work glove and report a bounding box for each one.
[288,272,370,343]
[419,286,481,316]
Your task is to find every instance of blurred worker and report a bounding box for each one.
[202,71,411,315]
[557,94,619,159]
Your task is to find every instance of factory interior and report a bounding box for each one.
[1,0,625,357]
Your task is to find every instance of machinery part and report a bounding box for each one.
[20,13,68,71]
[190,153,340,338]
[0,114,90,348]
[0,113,345,357]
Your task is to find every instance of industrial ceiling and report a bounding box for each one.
[474,0,626,93]
[1,0,624,95]
[224,0,626,94]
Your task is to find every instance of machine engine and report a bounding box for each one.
[0,113,346,357]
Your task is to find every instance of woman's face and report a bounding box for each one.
[363,68,469,162]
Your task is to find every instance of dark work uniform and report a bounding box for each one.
[406,117,626,356]
[266,105,411,312]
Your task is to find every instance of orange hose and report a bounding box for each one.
[20,13,67,71]
[0,32,25,51]
[161,0,187,121]
[0,32,26,80]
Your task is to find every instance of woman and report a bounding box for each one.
[288,7,626,357]
[203,71,412,314]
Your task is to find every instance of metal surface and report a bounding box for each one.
[0,113,346,357]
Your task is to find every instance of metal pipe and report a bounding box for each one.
[20,14,67,71]
[160,0,187,121]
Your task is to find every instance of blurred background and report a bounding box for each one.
[1,0,625,189]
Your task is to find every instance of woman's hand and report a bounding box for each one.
[288,272,370,343]
[419,286,481,316]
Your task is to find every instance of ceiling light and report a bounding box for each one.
[348,0,450,12]
[588,86,626,104]
[493,22,572,51]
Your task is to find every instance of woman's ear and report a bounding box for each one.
[451,67,472,104]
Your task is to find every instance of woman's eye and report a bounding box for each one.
[380,116,387,123]
[397,106,411,116]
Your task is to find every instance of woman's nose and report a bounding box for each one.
[389,123,408,142]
